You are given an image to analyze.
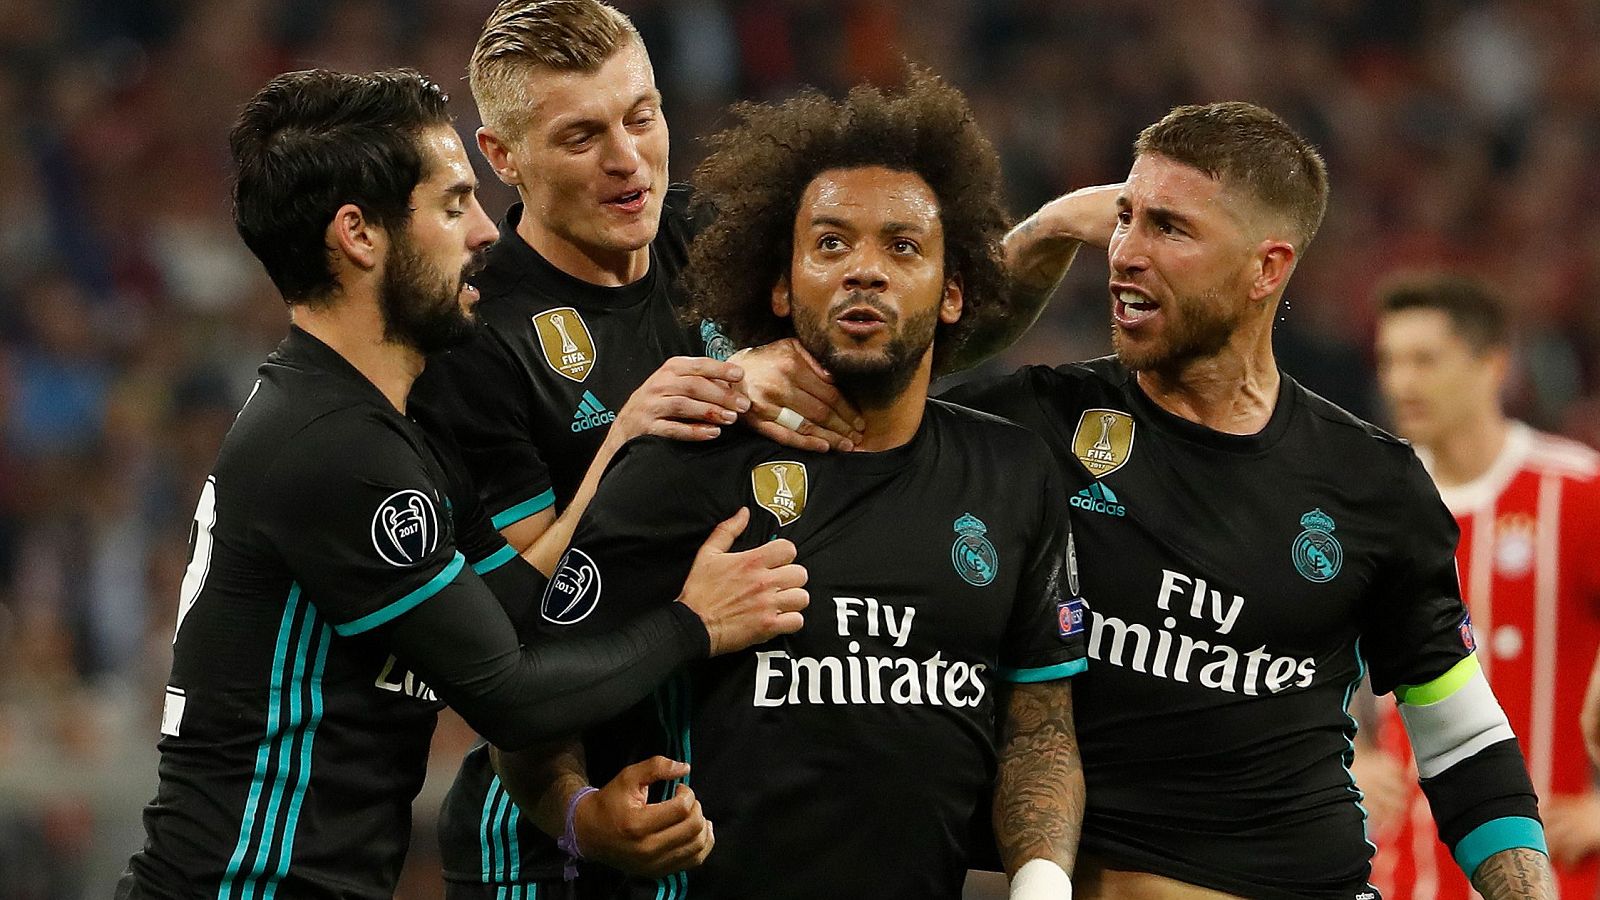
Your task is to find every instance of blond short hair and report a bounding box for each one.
[469,0,640,140]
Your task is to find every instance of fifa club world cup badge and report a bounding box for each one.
[1291,508,1344,583]
[752,461,808,526]
[533,307,597,382]
[951,513,999,587]
[1070,409,1136,478]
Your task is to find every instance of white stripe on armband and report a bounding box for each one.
[1010,859,1072,900]
[1396,655,1516,779]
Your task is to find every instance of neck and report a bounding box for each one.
[290,299,424,414]
[847,355,933,452]
[1423,413,1510,488]
[516,205,650,287]
[1134,310,1280,434]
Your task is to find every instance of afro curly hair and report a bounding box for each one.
[682,68,1011,375]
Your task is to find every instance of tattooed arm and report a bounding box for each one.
[1470,847,1556,899]
[994,679,1083,890]
[942,184,1120,374]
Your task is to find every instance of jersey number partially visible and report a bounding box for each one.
[174,477,217,640]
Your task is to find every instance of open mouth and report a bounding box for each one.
[835,305,888,337]
[604,187,648,213]
[1113,288,1160,327]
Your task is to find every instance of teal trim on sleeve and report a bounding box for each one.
[491,490,556,529]
[1000,657,1088,683]
[1452,816,1547,878]
[471,544,518,576]
[334,552,465,636]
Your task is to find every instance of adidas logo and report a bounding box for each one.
[570,391,617,433]
[1070,481,1126,517]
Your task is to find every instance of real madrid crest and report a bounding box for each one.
[1292,508,1343,583]
[752,461,807,526]
[951,513,999,587]
[1071,409,1136,478]
[533,307,597,382]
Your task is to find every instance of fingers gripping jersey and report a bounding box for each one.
[121,328,519,899]
[941,358,1482,900]
[548,402,1086,900]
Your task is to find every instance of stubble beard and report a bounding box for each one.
[791,290,939,411]
[1114,285,1245,375]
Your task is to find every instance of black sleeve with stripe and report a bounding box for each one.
[385,570,709,750]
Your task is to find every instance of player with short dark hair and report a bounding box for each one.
[1365,273,1600,899]
[115,67,808,900]
[493,71,1087,900]
[943,102,1555,898]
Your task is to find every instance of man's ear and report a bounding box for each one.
[939,274,964,325]
[771,275,792,318]
[478,127,522,187]
[326,203,382,271]
[1249,239,1297,302]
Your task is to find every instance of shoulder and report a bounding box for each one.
[941,356,1130,436]
[1292,379,1416,462]
[1523,426,1600,482]
[261,402,424,488]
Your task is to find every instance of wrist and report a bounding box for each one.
[558,785,600,880]
[1010,859,1072,900]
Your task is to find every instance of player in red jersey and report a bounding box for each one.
[1368,273,1600,899]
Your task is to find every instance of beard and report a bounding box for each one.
[1113,285,1244,374]
[379,234,485,355]
[790,290,939,410]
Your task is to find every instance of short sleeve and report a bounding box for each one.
[1361,451,1472,697]
[411,329,556,528]
[999,458,1088,682]
[538,438,726,636]
[259,413,464,637]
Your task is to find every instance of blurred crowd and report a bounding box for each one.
[3,0,1600,895]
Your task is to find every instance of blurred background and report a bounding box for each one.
[2,0,1599,895]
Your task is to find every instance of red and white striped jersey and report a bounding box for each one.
[1373,422,1600,899]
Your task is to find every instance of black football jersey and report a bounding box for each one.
[410,184,727,530]
[941,357,1471,900]
[415,187,730,889]
[119,327,521,899]
[545,400,1087,900]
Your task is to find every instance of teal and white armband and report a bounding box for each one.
[1396,654,1546,879]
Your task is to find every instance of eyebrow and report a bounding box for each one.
[549,90,663,134]
[809,215,928,235]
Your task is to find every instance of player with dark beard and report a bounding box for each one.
[491,71,1087,900]
[944,102,1554,899]
[115,68,808,900]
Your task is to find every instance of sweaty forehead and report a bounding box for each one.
[416,125,473,185]
[800,166,942,229]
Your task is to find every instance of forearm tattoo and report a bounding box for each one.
[993,680,1083,875]
[1471,847,1556,899]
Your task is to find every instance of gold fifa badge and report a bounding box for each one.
[751,461,808,526]
[533,307,597,382]
[1071,409,1136,478]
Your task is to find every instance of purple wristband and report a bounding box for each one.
[558,785,599,881]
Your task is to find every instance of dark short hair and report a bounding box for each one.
[1379,273,1509,352]
[230,68,452,304]
[1136,101,1329,251]
[682,68,1010,374]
